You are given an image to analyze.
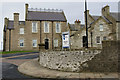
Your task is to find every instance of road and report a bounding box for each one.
[0,52,45,80]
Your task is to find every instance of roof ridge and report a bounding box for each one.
[8,20,25,22]
[28,11,63,13]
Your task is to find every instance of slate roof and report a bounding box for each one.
[90,15,112,25]
[110,12,120,21]
[8,21,14,29]
[7,20,25,29]
[27,11,67,21]
[92,16,100,21]
[81,24,85,28]
[69,24,84,31]
[102,16,112,24]
[69,24,77,31]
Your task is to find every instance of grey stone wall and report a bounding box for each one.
[39,50,101,72]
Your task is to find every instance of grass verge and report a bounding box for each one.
[0,51,38,54]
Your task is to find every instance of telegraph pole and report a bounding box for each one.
[85,0,88,48]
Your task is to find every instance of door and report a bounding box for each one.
[83,36,87,47]
[45,39,49,49]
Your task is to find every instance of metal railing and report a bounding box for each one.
[28,8,63,12]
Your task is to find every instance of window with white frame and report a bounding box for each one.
[33,39,37,47]
[32,22,37,33]
[20,28,24,34]
[103,36,107,41]
[44,22,49,33]
[96,36,101,44]
[19,39,24,47]
[54,39,58,47]
[99,24,103,31]
[56,23,61,33]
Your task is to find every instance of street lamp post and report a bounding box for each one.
[85,0,88,48]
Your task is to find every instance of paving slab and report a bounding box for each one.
[85,73,95,78]
[94,73,101,78]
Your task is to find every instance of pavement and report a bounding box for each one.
[18,59,119,80]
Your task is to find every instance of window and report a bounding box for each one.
[20,28,24,34]
[56,23,61,33]
[20,39,24,47]
[103,36,107,41]
[32,22,37,33]
[96,36,101,44]
[44,22,49,33]
[99,24,103,31]
[33,39,37,47]
[54,39,58,47]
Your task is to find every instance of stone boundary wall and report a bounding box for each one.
[39,50,101,72]
[82,40,120,72]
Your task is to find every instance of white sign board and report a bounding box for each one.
[62,31,70,48]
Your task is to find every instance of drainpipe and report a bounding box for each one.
[3,30,6,51]
[9,29,11,51]
[52,21,53,49]
[91,32,93,47]
[40,21,42,44]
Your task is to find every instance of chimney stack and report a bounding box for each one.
[4,17,9,28]
[74,19,81,30]
[102,5,110,17]
[74,19,81,24]
[25,3,29,20]
[14,13,19,27]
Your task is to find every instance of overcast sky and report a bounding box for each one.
[0,1,119,50]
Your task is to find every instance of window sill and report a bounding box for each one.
[32,32,38,34]
[33,46,37,48]
[56,32,61,34]
[96,43,101,44]
[20,46,24,48]
[44,32,49,34]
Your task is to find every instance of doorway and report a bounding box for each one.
[45,39,49,49]
[82,36,87,47]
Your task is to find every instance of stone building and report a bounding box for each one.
[3,4,67,51]
[68,20,85,49]
[70,5,120,49]
[68,20,84,35]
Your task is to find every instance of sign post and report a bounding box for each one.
[62,31,70,49]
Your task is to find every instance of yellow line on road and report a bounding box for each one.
[2,53,38,59]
